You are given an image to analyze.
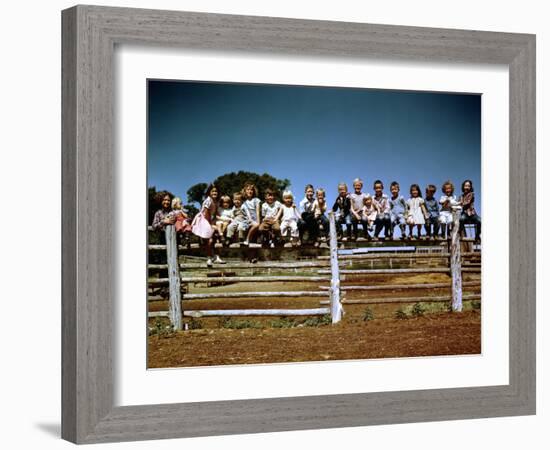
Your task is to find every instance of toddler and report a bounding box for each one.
[361,194,379,237]
[280,190,301,246]
[226,192,250,243]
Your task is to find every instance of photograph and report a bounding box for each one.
[146,79,482,369]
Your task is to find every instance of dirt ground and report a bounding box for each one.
[147,272,481,368]
[148,311,480,368]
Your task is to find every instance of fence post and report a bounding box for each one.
[165,225,183,330]
[450,207,463,312]
[328,212,343,323]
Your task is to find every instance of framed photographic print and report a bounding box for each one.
[62,5,536,444]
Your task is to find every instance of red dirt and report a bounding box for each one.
[147,271,481,368]
[148,311,480,368]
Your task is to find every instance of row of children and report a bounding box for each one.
[333,178,481,242]
[151,178,481,266]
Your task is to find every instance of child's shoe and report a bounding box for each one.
[206,258,213,267]
[213,255,225,264]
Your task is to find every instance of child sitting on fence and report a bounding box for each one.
[438,180,459,239]
[372,180,391,241]
[299,184,318,243]
[280,190,301,246]
[259,188,283,247]
[171,196,192,246]
[226,192,250,244]
[242,182,261,246]
[332,182,352,241]
[406,184,428,240]
[192,183,224,267]
[313,188,329,243]
[459,179,481,242]
[424,184,440,240]
[215,195,233,245]
[389,181,407,240]
[361,194,379,238]
[350,178,370,240]
[151,192,176,232]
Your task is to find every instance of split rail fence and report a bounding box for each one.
[148,209,480,330]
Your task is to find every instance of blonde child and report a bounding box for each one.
[280,190,301,246]
[438,180,459,239]
[313,188,329,242]
[361,194,379,237]
[226,192,250,243]
[350,178,369,240]
[242,182,261,246]
[406,184,428,240]
[215,195,233,244]
[170,196,192,247]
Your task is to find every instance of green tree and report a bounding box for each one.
[186,182,208,206]
[213,171,290,201]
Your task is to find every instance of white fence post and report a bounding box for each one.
[450,207,463,312]
[165,225,183,330]
[328,212,343,323]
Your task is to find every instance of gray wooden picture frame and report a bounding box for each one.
[61,5,536,444]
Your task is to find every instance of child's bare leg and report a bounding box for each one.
[246,223,259,243]
[417,224,422,238]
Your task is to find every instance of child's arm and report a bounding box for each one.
[254,200,261,224]
[275,205,284,222]
[420,199,429,219]
[332,198,340,212]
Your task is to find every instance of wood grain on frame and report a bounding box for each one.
[61,5,536,444]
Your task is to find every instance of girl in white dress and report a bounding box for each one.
[280,190,301,246]
[406,184,428,240]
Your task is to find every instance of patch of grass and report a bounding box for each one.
[270,317,297,328]
[470,300,481,310]
[148,318,176,338]
[186,318,203,330]
[394,308,408,320]
[302,314,332,327]
[363,307,375,322]
[411,302,425,317]
[218,317,262,329]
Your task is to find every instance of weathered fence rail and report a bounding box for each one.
[148,207,480,328]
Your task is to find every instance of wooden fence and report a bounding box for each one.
[148,208,480,329]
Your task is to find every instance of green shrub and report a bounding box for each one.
[218,317,262,329]
[411,303,425,317]
[363,307,374,322]
[395,308,408,320]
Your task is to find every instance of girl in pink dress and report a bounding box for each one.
[195,184,224,267]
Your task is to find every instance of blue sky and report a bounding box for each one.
[148,80,481,213]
